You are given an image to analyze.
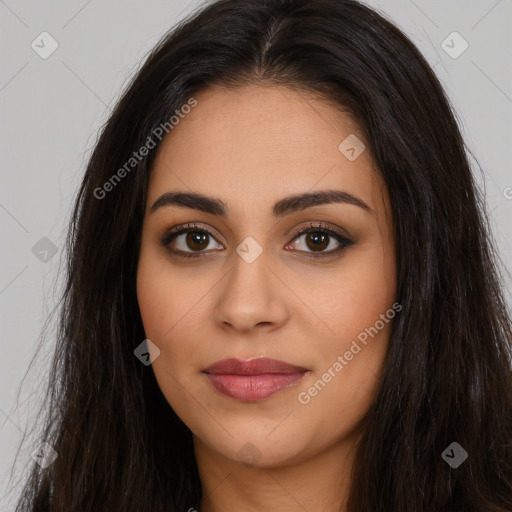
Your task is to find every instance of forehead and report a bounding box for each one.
[147,84,382,213]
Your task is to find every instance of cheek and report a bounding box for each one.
[136,262,170,341]
[136,243,191,341]
[137,251,183,368]
[296,298,393,442]
[136,259,201,417]
[301,242,395,409]
[136,250,207,376]
[318,245,396,341]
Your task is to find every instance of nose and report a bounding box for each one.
[213,246,290,334]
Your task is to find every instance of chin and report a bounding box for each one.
[198,427,313,468]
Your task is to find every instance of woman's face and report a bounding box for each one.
[137,84,396,468]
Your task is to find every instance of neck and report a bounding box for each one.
[193,432,360,512]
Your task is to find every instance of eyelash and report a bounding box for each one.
[160,222,354,260]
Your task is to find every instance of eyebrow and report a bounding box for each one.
[149,189,373,217]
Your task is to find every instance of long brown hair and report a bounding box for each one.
[12,0,512,510]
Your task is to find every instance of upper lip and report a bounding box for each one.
[203,357,308,375]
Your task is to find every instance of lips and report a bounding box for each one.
[203,357,309,401]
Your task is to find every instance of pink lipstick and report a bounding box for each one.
[203,357,308,401]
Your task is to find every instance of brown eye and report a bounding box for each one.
[286,223,354,258]
[161,224,223,258]
[304,231,330,252]
[184,231,210,251]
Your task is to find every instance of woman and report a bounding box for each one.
[13,0,512,510]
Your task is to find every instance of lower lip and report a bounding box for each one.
[205,372,307,401]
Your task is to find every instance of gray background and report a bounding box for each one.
[1,0,511,508]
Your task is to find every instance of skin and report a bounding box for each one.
[136,83,397,512]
